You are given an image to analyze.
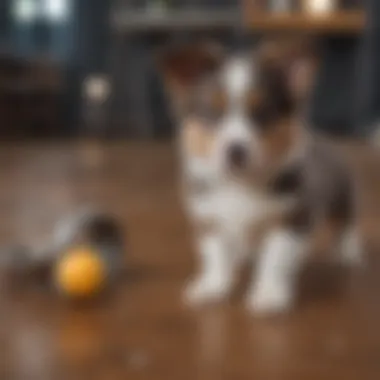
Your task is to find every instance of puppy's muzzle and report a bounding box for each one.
[226,143,249,170]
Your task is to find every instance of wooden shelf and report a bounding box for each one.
[111,10,239,33]
[246,10,365,33]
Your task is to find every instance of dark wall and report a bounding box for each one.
[66,0,111,133]
[0,1,372,138]
[0,0,111,134]
[75,1,372,139]
[0,0,10,44]
[108,33,363,139]
[311,37,361,136]
[357,0,380,134]
[73,0,110,72]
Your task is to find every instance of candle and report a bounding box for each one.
[304,0,336,13]
[270,0,292,12]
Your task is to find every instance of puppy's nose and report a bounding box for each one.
[226,143,248,169]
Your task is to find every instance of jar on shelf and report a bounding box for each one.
[145,0,171,14]
[303,0,336,14]
[269,0,293,12]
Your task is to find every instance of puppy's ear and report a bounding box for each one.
[258,36,320,103]
[157,41,224,117]
[159,40,223,86]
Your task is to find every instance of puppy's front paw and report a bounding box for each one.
[246,285,294,315]
[184,277,230,306]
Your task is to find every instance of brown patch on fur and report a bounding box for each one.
[209,88,228,116]
[189,82,228,122]
[165,76,193,118]
[181,118,217,159]
[261,118,302,168]
[245,91,263,113]
[159,41,224,118]
[257,36,319,103]
[311,216,347,256]
[160,42,222,85]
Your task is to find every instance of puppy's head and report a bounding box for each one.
[159,37,318,181]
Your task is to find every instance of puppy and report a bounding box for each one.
[159,38,362,314]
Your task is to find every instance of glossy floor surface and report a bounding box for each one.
[1,141,380,380]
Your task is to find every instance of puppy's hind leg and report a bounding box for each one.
[324,182,363,267]
[315,214,363,267]
[339,225,364,267]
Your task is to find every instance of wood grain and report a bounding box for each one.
[0,140,379,380]
[245,10,365,33]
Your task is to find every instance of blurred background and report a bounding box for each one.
[3,3,380,380]
[0,0,375,140]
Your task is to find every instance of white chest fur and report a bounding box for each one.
[213,185,269,231]
[181,146,292,237]
[186,180,290,235]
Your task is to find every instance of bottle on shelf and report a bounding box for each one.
[303,0,336,14]
[269,0,294,13]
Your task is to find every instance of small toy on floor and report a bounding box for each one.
[55,245,107,298]
[0,209,126,300]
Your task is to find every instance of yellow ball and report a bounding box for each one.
[55,246,106,298]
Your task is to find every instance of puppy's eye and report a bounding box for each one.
[246,92,276,131]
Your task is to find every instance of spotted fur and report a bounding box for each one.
[159,38,360,314]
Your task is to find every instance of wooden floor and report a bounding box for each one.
[1,140,380,380]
